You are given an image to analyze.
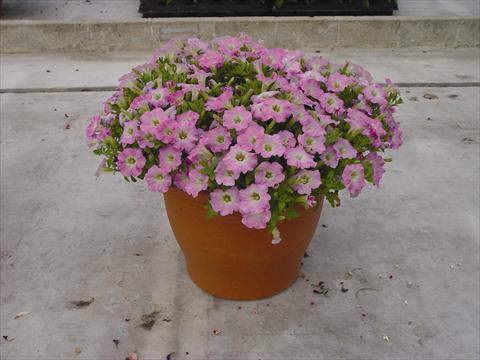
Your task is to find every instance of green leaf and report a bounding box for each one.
[363,161,374,183]
[325,128,341,145]
[204,202,218,220]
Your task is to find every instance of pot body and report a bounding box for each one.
[164,187,323,300]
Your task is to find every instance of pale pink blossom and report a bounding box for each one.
[215,161,240,186]
[198,50,224,69]
[321,146,340,168]
[255,134,286,158]
[285,146,316,169]
[241,210,271,229]
[320,93,344,114]
[158,146,182,173]
[210,188,239,215]
[204,126,232,152]
[223,106,252,131]
[237,124,265,151]
[239,183,271,213]
[184,169,209,198]
[299,133,325,155]
[120,121,138,145]
[255,162,285,187]
[205,88,233,112]
[327,72,352,93]
[293,170,322,195]
[117,148,145,177]
[366,152,385,187]
[334,138,357,159]
[342,164,366,195]
[145,166,171,193]
[223,145,258,174]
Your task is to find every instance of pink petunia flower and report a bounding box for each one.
[177,110,200,124]
[253,98,293,123]
[362,118,387,143]
[239,183,271,213]
[173,121,198,151]
[187,139,213,162]
[342,164,366,195]
[255,162,285,187]
[366,152,385,187]
[317,114,336,127]
[301,117,326,137]
[180,84,207,101]
[223,106,252,131]
[148,87,170,108]
[223,145,258,174]
[86,115,111,145]
[389,125,403,149]
[188,69,212,86]
[184,169,209,198]
[237,124,265,151]
[210,188,239,216]
[140,108,170,137]
[321,146,340,168]
[198,50,224,69]
[145,165,171,193]
[128,93,150,113]
[214,36,243,57]
[319,93,344,114]
[255,134,286,158]
[241,209,271,229]
[260,48,288,70]
[117,148,146,177]
[346,108,370,132]
[333,138,357,159]
[292,170,321,195]
[277,130,296,148]
[173,170,189,192]
[120,120,138,145]
[136,130,156,149]
[326,72,352,93]
[204,126,232,152]
[158,146,182,173]
[251,91,279,103]
[363,84,387,105]
[299,78,324,99]
[299,132,325,155]
[205,88,233,112]
[285,146,316,169]
[157,119,177,144]
[215,161,240,186]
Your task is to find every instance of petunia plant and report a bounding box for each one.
[87,34,403,238]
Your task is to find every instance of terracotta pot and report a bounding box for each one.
[164,187,323,300]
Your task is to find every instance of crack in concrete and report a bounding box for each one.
[1,82,479,94]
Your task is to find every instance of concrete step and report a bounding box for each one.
[1,49,479,93]
[1,16,479,53]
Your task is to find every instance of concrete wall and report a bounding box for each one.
[1,16,479,53]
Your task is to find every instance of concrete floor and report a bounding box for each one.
[1,49,479,359]
[1,0,479,19]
